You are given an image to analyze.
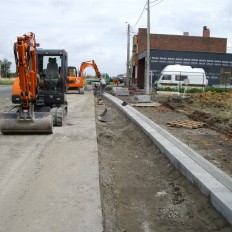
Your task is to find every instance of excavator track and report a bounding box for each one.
[51,104,67,126]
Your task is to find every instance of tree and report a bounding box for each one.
[0,58,12,78]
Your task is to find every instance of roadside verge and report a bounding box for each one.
[104,92,232,225]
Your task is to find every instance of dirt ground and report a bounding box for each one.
[95,93,232,232]
[116,92,232,177]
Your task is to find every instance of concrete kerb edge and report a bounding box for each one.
[103,93,232,225]
[126,104,232,192]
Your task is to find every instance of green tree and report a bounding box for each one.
[0,58,12,78]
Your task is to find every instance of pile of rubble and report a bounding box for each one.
[164,91,232,137]
[193,91,232,108]
[188,92,232,136]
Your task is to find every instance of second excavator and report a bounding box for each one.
[66,60,101,93]
[67,66,84,94]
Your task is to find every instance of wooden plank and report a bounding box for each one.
[166,120,207,129]
[131,102,161,107]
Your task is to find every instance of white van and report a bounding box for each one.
[155,65,208,90]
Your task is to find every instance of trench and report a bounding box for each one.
[95,97,231,232]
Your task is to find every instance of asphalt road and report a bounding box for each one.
[0,85,11,98]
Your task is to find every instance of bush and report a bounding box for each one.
[157,87,178,92]
[205,87,227,93]
[157,86,230,93]
[0,79,14,85]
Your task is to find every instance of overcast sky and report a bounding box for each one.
[0,0,232,76]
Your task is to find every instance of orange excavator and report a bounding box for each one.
[79,60,101,79]
[0,32,68,134]
[67,60,101,94]
[67,66,84,94]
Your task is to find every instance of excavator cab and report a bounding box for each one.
[67,66,78,77]
[36,49,68,106]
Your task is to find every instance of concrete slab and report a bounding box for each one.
[84,84,93,91]
[112,87,129,96]
[133,95,151,103]
[104,92,232,225]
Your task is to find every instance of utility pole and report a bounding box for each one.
[126,22,130,86]
[144,0,150,94]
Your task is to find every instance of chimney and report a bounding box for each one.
[203,26,210,37]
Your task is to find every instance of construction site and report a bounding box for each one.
[0,5,232,230]
[0,80,232,231]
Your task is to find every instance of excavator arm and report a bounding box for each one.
[15,32,37,110]
[79,60,101,79]
[0,32,53,134]
[92,60,101,78]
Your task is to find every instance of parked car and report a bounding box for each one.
[115,74,126,83]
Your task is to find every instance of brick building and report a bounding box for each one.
[132,27,232,88]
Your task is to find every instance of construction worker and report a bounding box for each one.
[93,83,99,95]
[100,77,106,93]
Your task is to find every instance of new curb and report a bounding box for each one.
[104,93,232,225]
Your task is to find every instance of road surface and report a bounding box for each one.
[0,92,103,232]
[0,85,11,98]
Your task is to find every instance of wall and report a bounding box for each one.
[137,28,227,54]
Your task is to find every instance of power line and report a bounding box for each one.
[150,0,159,3]
[151,0,164,8]
[131,0,164,28]
[131,1,147,28]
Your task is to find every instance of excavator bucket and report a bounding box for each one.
[0,112,53,134]
[98,108,112,122]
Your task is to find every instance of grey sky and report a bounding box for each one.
[0,0,232,76]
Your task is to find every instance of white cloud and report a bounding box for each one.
[1,0,232,76]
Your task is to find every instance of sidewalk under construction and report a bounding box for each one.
[0,92,103,232]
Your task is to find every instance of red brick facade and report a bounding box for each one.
[137,28,227,54]
[134,28,227,88]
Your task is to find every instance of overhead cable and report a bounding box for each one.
[151,0,164,8]
[131,1,147,28]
